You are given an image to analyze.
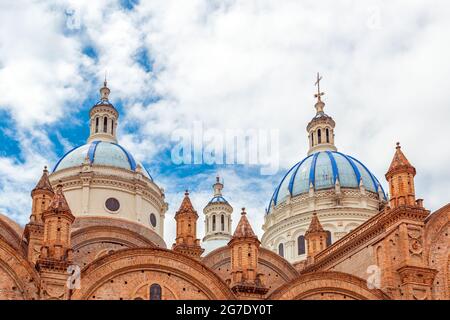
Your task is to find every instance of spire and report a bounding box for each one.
[314,72,325,113]
[385,143,417,208]
[32,166,54,195]
[36,182,75,300]
[213,174,224,196]
[100,77,110,102]
[232,208,257,239]
[172,190,204,258]
[305,212,328,262]
[228,207,267,297]
[88,78,118,144]
[48,183,71,213]
[307,73,337,155]
[386,142,416,178]
[305,212,325,235]
[176,190,197,216]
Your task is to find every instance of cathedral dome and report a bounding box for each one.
[53,141,152,180]
[267,151,386,213]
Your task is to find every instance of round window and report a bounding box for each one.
[150,213,157,227]
[105,198,120,212]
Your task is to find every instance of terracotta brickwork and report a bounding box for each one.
[0,144,448,300]
[172,191,204,259]
[203,246,299,296]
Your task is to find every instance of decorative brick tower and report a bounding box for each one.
[172,190,204,259]
[36,183,76,300]
[305,212,328,264]
[385,142,417,208]
[228,208,268,299]
[24,166,54,264]
[380,143,437,299]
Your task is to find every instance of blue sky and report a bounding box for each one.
[1,0,449,244]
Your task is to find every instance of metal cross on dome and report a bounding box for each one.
[314,72,325,102]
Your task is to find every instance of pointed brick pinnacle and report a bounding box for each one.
[232,208,257,239]
[176,190,197,215]
[386,142,416,178]
[32,166,54,194]
[306,212,325,235]
[48,183,70,212]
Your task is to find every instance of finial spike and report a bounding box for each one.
[314,72,325,102]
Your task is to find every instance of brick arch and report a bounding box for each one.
[424,204,449,299]
[268,271,391,300]
[0,213,24,252]
[0,237,40,300]
[71,248,236,300]
[71,216,164,267]
[202,246,299,295]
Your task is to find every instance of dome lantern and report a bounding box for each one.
[87,78,119,144]
[202,175,233,253]
[307,73,337,155]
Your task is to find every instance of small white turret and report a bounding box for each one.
[87,79,119,144]
[202,175,233,252]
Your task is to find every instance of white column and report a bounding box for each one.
[135,187,142,223]
[81,176,91,214]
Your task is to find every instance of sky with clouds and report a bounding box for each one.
[0,0,449,245]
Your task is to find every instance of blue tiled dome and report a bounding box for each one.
[267,151,386,213]
[208,195,229,205]
[53,141,152,180]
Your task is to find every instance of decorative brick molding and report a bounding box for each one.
[71,248,236,300]
[0,238,40,300]
[268,271,391,300]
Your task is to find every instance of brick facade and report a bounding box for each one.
[0,146,448,300]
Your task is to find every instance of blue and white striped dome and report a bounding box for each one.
[208,195,229,205]
[53,141,153,180]
[267,151,385,213]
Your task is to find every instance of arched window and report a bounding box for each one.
[311,133,314,146]
[149,284,162,300]
[326,128,330,143]
[326,230,332,247]
[212,215,216,231]
[95,117,99,133]
[111,119,114,135]
[221,214,225,231]
[297,235,305,255]
[318,129,322,143]
[103,117,108,133]
[278,243,284,257]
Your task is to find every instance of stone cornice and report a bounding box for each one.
[89,105,119,119]
[74,247,236,300]
[50,167,166,211]
[302,205,430,273]
[262,207,375,244]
